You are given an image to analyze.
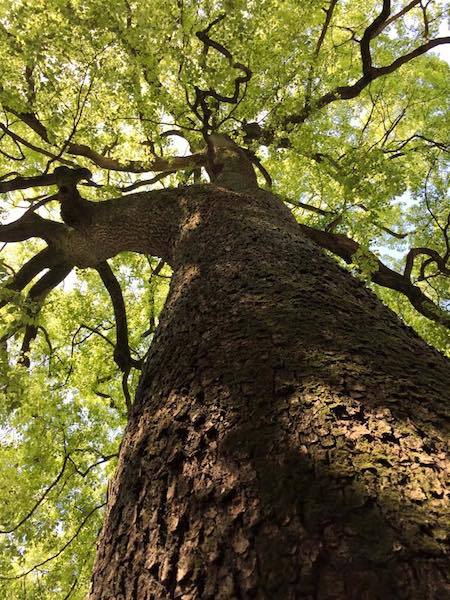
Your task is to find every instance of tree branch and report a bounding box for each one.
[0,455,70,534]
[3,179,185,267]
[0,123,78,168]
[120,171,176,193]
[316,0,339,56]
[67,142,206,173]
[189,14,252,134]
[360,0,391,75]
[284,36,449,127]
[374,36,450,77]
[404,247,450,281]
[298,223,450,329]
[19,263,73,366]
[5,108,50,143]
[0,107,206,175]
[0,166,91,193]
[0,211,67,243]
[372,0,421,36]
[304,0,339,109]
[195,15,252,106]
[0,502,106,580]
[96,261,142,372]
[241,2,448,140]
[0,247,60,308]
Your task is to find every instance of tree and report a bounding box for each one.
[0,0,449,597]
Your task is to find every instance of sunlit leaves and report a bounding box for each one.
[0,248,170,597]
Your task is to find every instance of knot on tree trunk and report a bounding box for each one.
[207,133,258,192]
[53,166,94,227]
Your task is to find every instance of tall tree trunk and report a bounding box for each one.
[90,185,450,600]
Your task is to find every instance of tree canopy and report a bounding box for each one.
[0,0,449,597]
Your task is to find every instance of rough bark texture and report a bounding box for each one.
[90,185,450,599]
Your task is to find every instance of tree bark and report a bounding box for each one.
[89,185,450,600]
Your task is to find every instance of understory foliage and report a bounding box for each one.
[0,0,448,597]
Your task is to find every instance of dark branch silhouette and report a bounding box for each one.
[243,1,449,140]
[96,261,142,410]
[0,247,60,308]
[0,501,107,580]
[19,263,73,367]
[298,223,450,329]
[0,454,70,534]
[96,261,142,372]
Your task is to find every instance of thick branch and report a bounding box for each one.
[0,247,60,308]
[0,212,67,243]
[19,263,72,366]
[360,0,391,75]
[67,143,206,173]
[2,184,185,267]
[404,247,450,280]
[0,110,206,175]
[373,0,421,36]
[27,263,72,302]
[0,166,91,193]
[298,223,450,329]
[284,36,449,126]
[96,261,141,371]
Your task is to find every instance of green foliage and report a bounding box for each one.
[0,255,171,598]
[350,246,380,281]
[0,0,449,596]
